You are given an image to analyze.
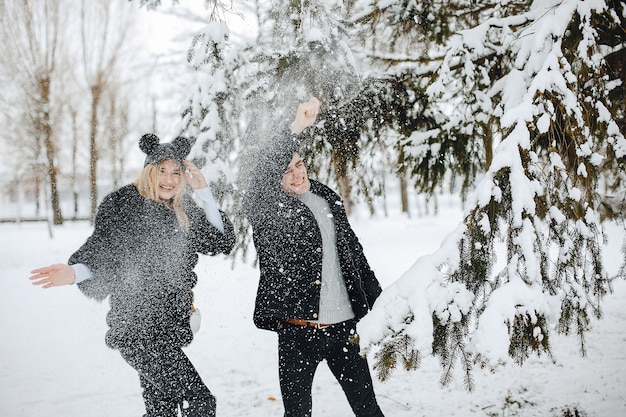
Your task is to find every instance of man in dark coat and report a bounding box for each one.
[243,97,385,417]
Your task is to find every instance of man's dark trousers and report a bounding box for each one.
[277,319,385,417]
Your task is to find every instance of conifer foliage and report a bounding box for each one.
[357,0,626,389]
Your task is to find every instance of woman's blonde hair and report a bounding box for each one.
[134,160,190,232]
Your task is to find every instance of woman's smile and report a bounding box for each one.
[157,159,183,200]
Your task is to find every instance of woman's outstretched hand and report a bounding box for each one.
[29,264,75,288]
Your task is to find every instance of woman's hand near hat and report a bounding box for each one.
[183,160,208,189]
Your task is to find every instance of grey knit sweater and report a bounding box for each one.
[297,191,355,324]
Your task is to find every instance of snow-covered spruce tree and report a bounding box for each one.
[357,0,626,390]
[238,0,373,214]
[351,0,546,203]
[174,16,254,262]
[343,0,448,214]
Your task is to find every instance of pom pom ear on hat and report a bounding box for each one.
[139,133,160,155]
[140,133,192,166]
[170,136,192,161]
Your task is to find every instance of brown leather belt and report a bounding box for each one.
[284,318,331,328]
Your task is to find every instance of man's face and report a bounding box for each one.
[281,153,310,195]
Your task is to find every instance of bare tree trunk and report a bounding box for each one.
[79,0,137,221]
[35,177,41,217]
[70,108,79,218]
[40,76,63,225]
[89,84,101,223]
[399,169,410,217]
[358,176,376,216]
[1,0,64,224]
[117,100,130,187]
[330,150,354,215]
[483,124,493,170]
[151,97,158,133]
[109,94,119,190]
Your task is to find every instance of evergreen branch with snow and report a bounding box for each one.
[358,0,625,388]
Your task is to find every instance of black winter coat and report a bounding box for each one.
[69,184,235,349]
[244,128,382,331]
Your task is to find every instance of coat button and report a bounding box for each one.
[279,268,284,273]
[315,280,321,285]
[316,247,322,252]
[312,313,318,319]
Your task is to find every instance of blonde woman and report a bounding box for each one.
[30,134,235,417]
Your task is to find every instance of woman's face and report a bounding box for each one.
[157,159,183,201]
[281,153,310,195]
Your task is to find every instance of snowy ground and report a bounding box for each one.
[1,197,625,417]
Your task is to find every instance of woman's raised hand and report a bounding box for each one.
[183,160,208,189]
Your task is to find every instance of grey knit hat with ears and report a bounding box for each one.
[139,134,192,167]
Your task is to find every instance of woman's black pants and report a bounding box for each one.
[277,319,385,417]
[119,345,216,417]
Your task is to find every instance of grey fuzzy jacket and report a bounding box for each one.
[69,184,235,349]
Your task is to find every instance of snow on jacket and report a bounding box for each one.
[243,128,383,331]
[69,184,235,349]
